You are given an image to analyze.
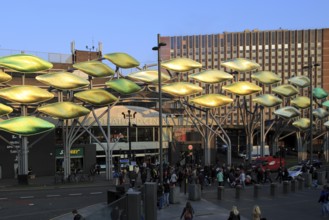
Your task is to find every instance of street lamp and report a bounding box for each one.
[303,56,320,163]
[152,33,166,184]
[122,110,137,162]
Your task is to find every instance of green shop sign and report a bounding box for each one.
[56,148,84,157]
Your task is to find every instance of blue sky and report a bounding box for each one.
[1,0,328,66]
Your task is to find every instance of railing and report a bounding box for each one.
[0,48,72,64]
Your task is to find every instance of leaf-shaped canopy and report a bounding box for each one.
[253,94,282,107]
[0,54,53,72]
[274,106,300,119]
[0,70,12,83]
[162,82,202,97]
[36,72,90,90]
[74,89,118,106]
[0,103,13,116]
[161,58,202,72]
[73,61,115,77]
[313,108,329,119]
[292,118,310,130]
[103,52,140,69]
[313,87,328,99]
[222,81,262,96]
[0,116,55,136]
[190,94,233,108]
[221,58,260,72]
[105,78,142,95]
[272,84,299,97]
[291,96,310,109]
[38,102,90,119]
[190,70,233,84]
[127,70,170,84]
[0,85,54,104]
[288,76,310,88]
[251,71,281,85]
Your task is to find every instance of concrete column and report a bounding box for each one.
[127,191,141,220]
[270,183,277,197]
[217,186,224,200]
[144,182,157,220]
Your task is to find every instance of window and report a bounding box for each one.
[137,127,153,142]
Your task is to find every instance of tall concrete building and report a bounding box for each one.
[160,28,329,152]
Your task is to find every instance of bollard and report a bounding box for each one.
[303,173,312,188]
[217,186,224,200]
[127,191,141,220]
[298,178,305,190]
[270,183,277,197]
[188,184,201,201]
[169,186,180,204]
[291,179,296,192]
[144,182,157,220]
[317,171,326,185]
[235,185,242,199]
[253,184,261,199]
[283,181,290,194]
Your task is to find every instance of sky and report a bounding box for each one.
[1,0,328,67]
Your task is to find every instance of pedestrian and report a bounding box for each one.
[72,209,84,220]
[163,178,170,207]
[276,166,283,183]
[217,168,224,186]
[170,171,178,187]
[252,205,262,220]
[238,169,246,188]
[318,185,329,217]
[180,201,194,220]
[157,183,164,209]
[228,205,240,220]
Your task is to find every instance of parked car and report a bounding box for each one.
[287,165,303,180]
[251,156,285,172]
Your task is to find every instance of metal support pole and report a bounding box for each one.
[205,110,210,165]
[308,57,313,162]
[260,107,265,157]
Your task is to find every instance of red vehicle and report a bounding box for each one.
[252,156,285,171]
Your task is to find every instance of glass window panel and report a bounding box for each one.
[137,127,153,142]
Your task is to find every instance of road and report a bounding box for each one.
[0,185,108,220]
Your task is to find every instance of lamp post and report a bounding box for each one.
[303,56,320,163]
[122,110,137,162]
[152,33,166,184]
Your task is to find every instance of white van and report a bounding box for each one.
[241,145,270,160]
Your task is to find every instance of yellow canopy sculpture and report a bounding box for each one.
[128,70,171,84]
[0,70,12,83]
[292,118,310,130]
[190,70,233,84]
[103,52,140,69]
[251,71,281,85]
[253,94,282,107]
[0,116,55,136]
[221,58,260,72]
[0,85,54,104]
[291,96,310,109]
[161,58,202,72]
[74,89,118,106]
[190,94,233,108]
[0,103,13,116]
[105,78,142,95]
[222,81,262,96]
[313,108,329,119]
[162,82,203,97]
[272,84,299,97]
[73,61,115,77]
[36,72,90,90]
[38,102,90,119]
[0,54,53,72]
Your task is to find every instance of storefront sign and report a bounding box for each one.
[56,148,84,158]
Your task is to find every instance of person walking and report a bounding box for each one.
[238,169,246,188]
[216,168,224,186]
[228,205,240,220]
[72,209,84,220]
[252,205,262,220]
[180,201,194,220]
[318,185,329,217]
